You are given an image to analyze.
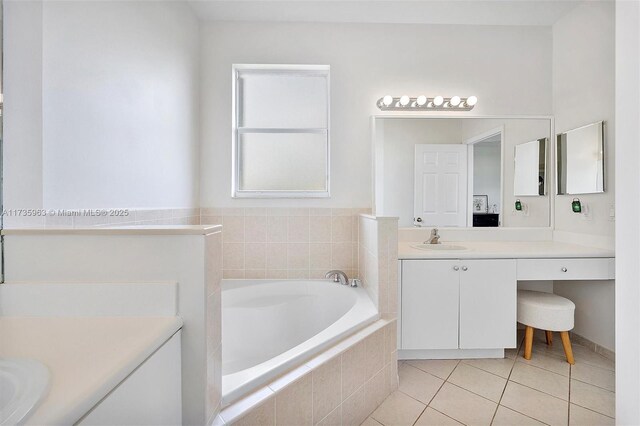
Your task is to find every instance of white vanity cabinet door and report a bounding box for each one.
[401,260,460,350]
[459,259,517,349]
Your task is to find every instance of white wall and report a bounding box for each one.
[553,1,615,237]
[3,1,201,219]
[551,1,615,353]
[614,0,640,422]
[200,22,552,208]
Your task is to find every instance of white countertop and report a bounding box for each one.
[2,224,221,236]
[0,316,183,425]
[399,240,615,259]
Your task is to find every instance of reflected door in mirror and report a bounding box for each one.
[557,121,605,195]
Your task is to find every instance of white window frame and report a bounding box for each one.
[231,64,331,198]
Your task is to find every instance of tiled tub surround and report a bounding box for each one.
[206,230,224,425]
[3,207,201,228]
[200,208,370,280]
[359,216,399,317]
[217,319,398,426]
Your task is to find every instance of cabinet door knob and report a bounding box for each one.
[561,267,568,272]
[453,266,460,271]
[461,266,468,271]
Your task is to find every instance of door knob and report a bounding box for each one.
[461,266,468,271]
[453,266,459,271]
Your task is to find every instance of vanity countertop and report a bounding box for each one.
[0,316,183,425]
[398,240,615,260]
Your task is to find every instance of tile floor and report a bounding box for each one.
[364,330,615,426]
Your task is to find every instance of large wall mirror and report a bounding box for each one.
[373,117,552,228]
[557,121,605,195]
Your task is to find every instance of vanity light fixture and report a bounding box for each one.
[376,95,478,111]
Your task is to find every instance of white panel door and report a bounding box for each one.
[414,145,468,227]
[459,259,517,349]
[401,260,460,350]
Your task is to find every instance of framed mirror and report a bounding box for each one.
[514,138,547,196]
[557,121,605,195]
[373,116,552,228]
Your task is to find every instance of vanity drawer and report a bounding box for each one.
[517,258,614,281]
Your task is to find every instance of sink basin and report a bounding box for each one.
[412,244,468,251]
[0,358,50,425]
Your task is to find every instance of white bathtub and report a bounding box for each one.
[221,279,378,404]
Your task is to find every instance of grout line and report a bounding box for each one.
[490,339,519,425]
[567,362,572,425]
[570,376,615,393]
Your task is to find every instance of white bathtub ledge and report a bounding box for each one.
[0,316,183,425]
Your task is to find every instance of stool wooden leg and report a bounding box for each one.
[560,331,575,365]
[545,330,553,346]
[524,326,534,360]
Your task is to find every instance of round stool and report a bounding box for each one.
[517,290,576,364]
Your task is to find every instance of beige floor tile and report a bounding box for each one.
[500,381,568,426]
[360,416,383,426]
[571,363,615,391]
[569,404,615,426]
[492,405,545,425]
[570,379,615,418]
[462,358,516,379]
[516,349,571,377]
[429,383,497,426]
[447,363,507,403]
[505,348,519,359]
[414,407,462,425]
[371,391,425,426]
[397,363,444,404]
[509,362,569,400]
[569,346,615,371]
[405,359,459,380]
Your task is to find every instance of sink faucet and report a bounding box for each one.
[325,270,350,286]
[424,228,441,245]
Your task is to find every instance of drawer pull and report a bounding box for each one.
[461,266,468,271]
[453,266,459,271]
[561,267,568,272]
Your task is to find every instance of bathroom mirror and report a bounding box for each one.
[557,121,605,195]
[373,117,552,228]
[514,138,547,196]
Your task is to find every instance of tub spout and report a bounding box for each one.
[325,270,349,285]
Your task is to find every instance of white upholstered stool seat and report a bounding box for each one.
[517,290,576,364]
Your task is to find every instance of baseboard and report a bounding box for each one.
[399,348,505,360]
[571,332,615,362]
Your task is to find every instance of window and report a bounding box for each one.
[232,64,330,198]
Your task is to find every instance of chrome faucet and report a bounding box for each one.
[325,270,350,286]
[424,228,441,245]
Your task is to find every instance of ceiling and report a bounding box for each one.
[187,0,584,26]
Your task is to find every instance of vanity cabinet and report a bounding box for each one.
[401,259,517,352]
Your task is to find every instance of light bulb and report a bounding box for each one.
[449,96,461,107]
[416,95,427,106]
[466,96,478,106]
[382,95,393,107]
[400,95,410,106]
[433,96,444,106]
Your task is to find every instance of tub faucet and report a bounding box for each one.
[325,270,350,286]
[424,228,441,244]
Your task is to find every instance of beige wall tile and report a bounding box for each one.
[310,208,332,217]
[206,290,221,355]
[310,243,332,269]
[223,269,245,279]
[331,242,353,269]
[288,207,310,216]
[310,269,329,279]
[288,269,310,279]
[312,356,342,423]
[245,216,267,242]
[266,269,288,279]
[316,406,341,426]
[342,340,366,400]
[384,322,397,363]
[276,374,313,426]
[267,216,288,242]
[364,367,388,417]
[236,397,276,426]
[364,329,385,380]
[342,386,367,426]
[244,207,266,216]
[222,207,245,216]
[266,243,288,270]
[201,215,222,225]
[332,216,353,242]
[245,243,266,269]
[310,216,332,242]
[288,216,310,242]
[223,242,245,269]
[288,243,310,269]
[245,269,266,279]
[223,216,245,242]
